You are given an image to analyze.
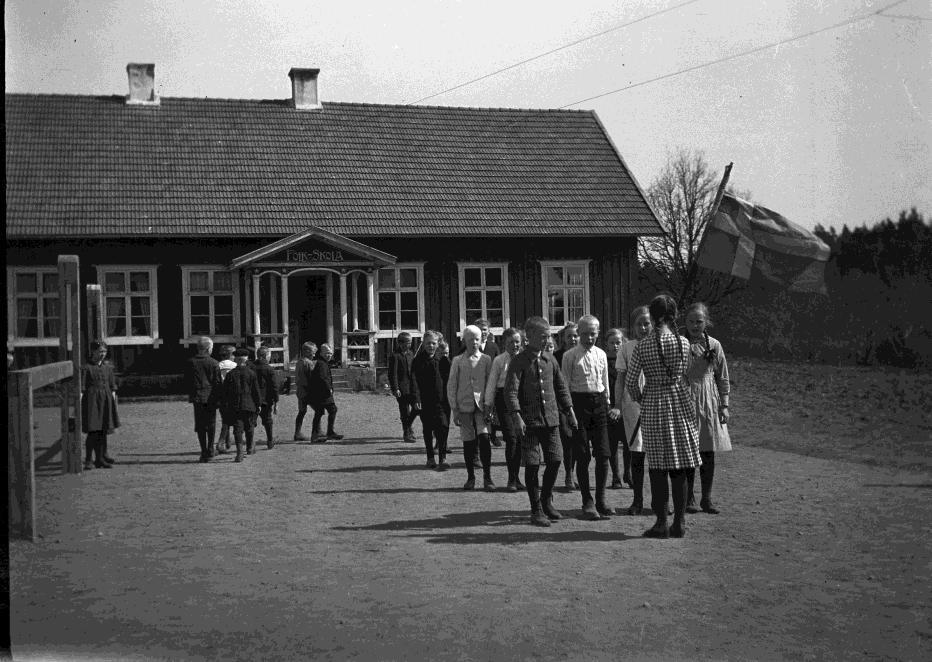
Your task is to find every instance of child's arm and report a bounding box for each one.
[484,357,501,412]
[714,340,730,424]
[624,345,644,403]
[410,359,421,410]
[504,360,525,437]
[446,356,460,425]
[552,362,577,430]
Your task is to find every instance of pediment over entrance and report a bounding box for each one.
[229,227,396,270]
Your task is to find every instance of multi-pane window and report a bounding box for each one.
[96,266,159,343]
[183,268,238,339]
[9,269,60,343]
[377,265,423,334]
[458,263,509,332]
[541,261,590,330]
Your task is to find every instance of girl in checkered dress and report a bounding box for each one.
[624,294,701,538]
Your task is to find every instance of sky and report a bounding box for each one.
[5,0,931,231]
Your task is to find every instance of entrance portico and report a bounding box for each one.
[230,228,396,369]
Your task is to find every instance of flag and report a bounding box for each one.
[697,193,831,294]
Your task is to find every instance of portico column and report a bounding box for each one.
[367,270,376,366]
[281,272,290,368]
[339,271,348,365]
[326,273,334,348]
[252,272,261,338]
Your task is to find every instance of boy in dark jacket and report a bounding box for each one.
[505,316,577,527]
[309,343,343,442]
[220,348,261,462]
[253,345,280,449]
[388,332,417,442]
[186,336,221,462]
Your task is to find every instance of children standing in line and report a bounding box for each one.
[216,345,237,453]
[613,306,653,515]
[253,345,279,449]
[484,327,525,491]
[447,325,494,490]
[293,341,317,442]
[412,330,451,470]
[561,315,614,520]
[684,302,731,514]
[388,332,418,443]
[81,340,120,470]
[219,348,261,462]
[553,322,580,490]
[505,316,577,527]
[604,327,629,490]
[308,343,343,442]
[186,335,221,462]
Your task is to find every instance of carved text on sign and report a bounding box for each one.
[285,249,345,262]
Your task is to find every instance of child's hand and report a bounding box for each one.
[566,410,579,430]
[719,405,729,425]
[453,412,461,427]
[514,414,526,438]
[273,403,278,414]
[395,389,402,398]
[608,407,621,422]
[412,402,421,412]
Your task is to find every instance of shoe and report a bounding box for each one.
[94,460,112,469]
[643,521,670,538]
[564,476,576,491]
[83,460,94,471]
[506,480,518,492]
[437,460,450,472]
[670,521,687,538]
[700,499,720,514]
[610,479,623,490]
[514,479,524,490]
[267,440,275,449]
[581,501,602,521]
[627,501,643,516]
[311,434,328,444]
[234,453,244,463]
[463,477,476,491]
[530,511,552,527]
[246,448,254,455]
[216,446,227,455]
[326,432,344,440]
[596,502,615,518]
[483,477,496,492]
[426,458,437,469]
[542,497,563,521]
[686,496,700,514]
[102,455,116,465]
[294,433,310,442]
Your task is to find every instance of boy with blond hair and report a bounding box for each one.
[447,325,494,490]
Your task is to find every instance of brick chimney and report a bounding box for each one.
[288,68,321,110]
[126,63,159,105]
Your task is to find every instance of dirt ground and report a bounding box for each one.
[8,361,932,661]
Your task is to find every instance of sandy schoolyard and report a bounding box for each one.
[7,359,932,661]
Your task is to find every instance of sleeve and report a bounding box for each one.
[560,349,573,384]
[714,340,730,406]
[600,351,611,406]
[553,361,573,412]
[504,358,522,415]
[484,356,501,409]
[251,373,261,409]
[110,366,119,392]
[446,356,460,413]
[625,343,644,403]
[271,368,280,404]
[410,357,422,406]
[387,353,399,391]
[613,351,626,408]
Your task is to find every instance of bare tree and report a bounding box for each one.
[639,148,744,306]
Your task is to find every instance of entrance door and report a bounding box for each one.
[288,274,329,358]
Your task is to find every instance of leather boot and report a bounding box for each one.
[234,440,244,462]
[595,458,613,518]
[93,435,111,469]
[643,469,669,537]
[700,452,719,514]
[529,487,550,527]
[622,442,632,487]
[541,488,562,521]
[294,422,309,442]
[686,468,699,513]
[265,422,275,449]
[670,469,688,538]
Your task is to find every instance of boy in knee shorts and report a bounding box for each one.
[447,325,494,490]
[309,343,343,442]
[506,316,577,527]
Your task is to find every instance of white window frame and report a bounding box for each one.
[539,260,591,334]
[374,263,425,339]
[179,265,242,346]
[95,265,161,346]
[457,262,510,336]
[7,266,62,347]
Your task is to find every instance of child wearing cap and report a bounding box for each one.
[219,347,261,462]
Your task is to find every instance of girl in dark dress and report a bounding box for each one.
[82,340,120,470]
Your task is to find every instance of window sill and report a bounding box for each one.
[103,336,164,348]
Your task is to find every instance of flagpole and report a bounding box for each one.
[678,162,734,305]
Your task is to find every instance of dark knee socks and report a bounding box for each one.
[463,438,478,478]
[525,464,541,511]
[670,468,687,524]
[478,434,492,477]
[648,469,669,522]
[542,461,561,495]
[700,451,715,500]
[631,452,645,506]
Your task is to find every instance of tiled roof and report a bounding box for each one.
[5,94,661,238]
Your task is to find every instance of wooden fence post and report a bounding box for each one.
[58,256,82,474]
[86,284,104,347]
[8,371,37,541]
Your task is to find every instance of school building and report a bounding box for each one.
[6,64,661,386]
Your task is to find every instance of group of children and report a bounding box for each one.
[387,304,732,536]
[86,301,730,539]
